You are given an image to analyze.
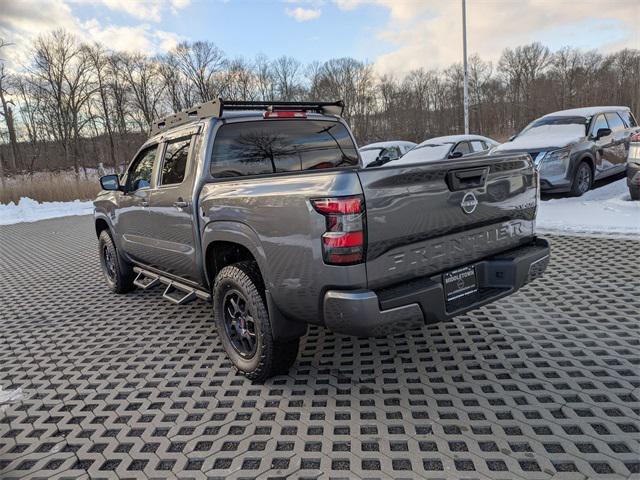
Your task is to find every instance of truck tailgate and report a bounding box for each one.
[358,154,537,290]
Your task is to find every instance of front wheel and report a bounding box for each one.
[213,261,299,382]
[98,230,134,293]
[570,161,593,197]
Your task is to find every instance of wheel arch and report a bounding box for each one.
[202,221,269,290]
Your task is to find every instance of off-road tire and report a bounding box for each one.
[630,185,640,201]
[98,230,135,294]
[570,161,593,197]
[213,261,299,382]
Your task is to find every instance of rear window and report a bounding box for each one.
[210,120,358,178]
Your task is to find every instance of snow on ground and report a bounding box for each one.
[0,197,94,225]
[537,179,639,238]
[0,386,24,414]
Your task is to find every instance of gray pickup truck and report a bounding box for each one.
[94,99,550,381]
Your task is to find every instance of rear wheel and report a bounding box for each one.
[570,161,592,197]
[98,230,134,293]
[213,261,299,382]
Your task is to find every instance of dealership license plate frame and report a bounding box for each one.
[443,265,479,302]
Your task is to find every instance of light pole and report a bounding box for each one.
[462,0,469,135]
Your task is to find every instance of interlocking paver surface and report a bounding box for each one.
[1,215,639,480]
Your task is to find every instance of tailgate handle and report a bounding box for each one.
[446,167,489,191]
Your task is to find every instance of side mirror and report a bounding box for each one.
[379,155,390,162]
[449,151,463,159]
[595,127,612,140]
[100,174,121,191]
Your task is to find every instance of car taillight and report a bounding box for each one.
[263,111,306,118]
[311,195,365,265]
[631,132,640,142]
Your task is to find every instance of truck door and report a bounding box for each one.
[118,144,158,264]
[146,130,200,283]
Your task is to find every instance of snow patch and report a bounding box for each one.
[0,387,24,413]
[537,179,640,238]
[0,197,94,225]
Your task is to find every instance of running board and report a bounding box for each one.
[133,267,210,304]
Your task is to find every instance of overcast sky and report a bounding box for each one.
[1,0,638,74]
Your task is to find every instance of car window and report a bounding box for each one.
[125,146,157,191]
[591,115,609,136]
[470,140,485,152]
[382,146,401,161]
[619,110,637,128]
[210,120,358,178]
[160,137,191,185]
[453,142,472,155]
[605,112,625,132]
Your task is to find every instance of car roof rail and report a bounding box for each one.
[150,98,344,137]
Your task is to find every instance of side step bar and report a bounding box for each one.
[133,267,210,305]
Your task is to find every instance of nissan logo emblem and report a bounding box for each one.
[461,192,478,214]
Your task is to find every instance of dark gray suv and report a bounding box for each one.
[494,106,638,196]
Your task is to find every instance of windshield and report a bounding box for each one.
[390,143,452,165]
[518,116,588,138]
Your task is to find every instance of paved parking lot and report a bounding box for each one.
[1,215,639,479]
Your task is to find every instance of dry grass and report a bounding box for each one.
[1,171,102,204]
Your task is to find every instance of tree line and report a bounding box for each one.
[0,30,638,176]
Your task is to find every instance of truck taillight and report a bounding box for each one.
[312,195,365,265]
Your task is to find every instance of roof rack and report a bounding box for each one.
[150,99,344,136]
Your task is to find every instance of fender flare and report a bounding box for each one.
[201,220,270,288]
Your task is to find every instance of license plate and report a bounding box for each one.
[443,266,478,302]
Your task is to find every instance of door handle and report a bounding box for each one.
[173,201,189,208]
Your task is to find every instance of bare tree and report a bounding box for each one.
[120,53,165,131]
[172,41,225,102]
[0,38,21,171]
[29,30,94,176]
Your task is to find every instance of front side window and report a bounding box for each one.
[161,137,191,185]
[210,120,358,178]
[453,142,472,155]
[591,115,609,136]
[605,113,625,132]
[125,146,157,191]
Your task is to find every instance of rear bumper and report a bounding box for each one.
[323,237,550,337]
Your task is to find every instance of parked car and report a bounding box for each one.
[627,132,640,200]
[359,141,416,167]
[389,134,500,165]
[94,99,549,382]
[494,106,638,196]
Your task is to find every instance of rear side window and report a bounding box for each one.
[619,110,637,128]
[210,120,358,178]
[161,137,191,185]
[605,112,625,132]
[470,140,486,152]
